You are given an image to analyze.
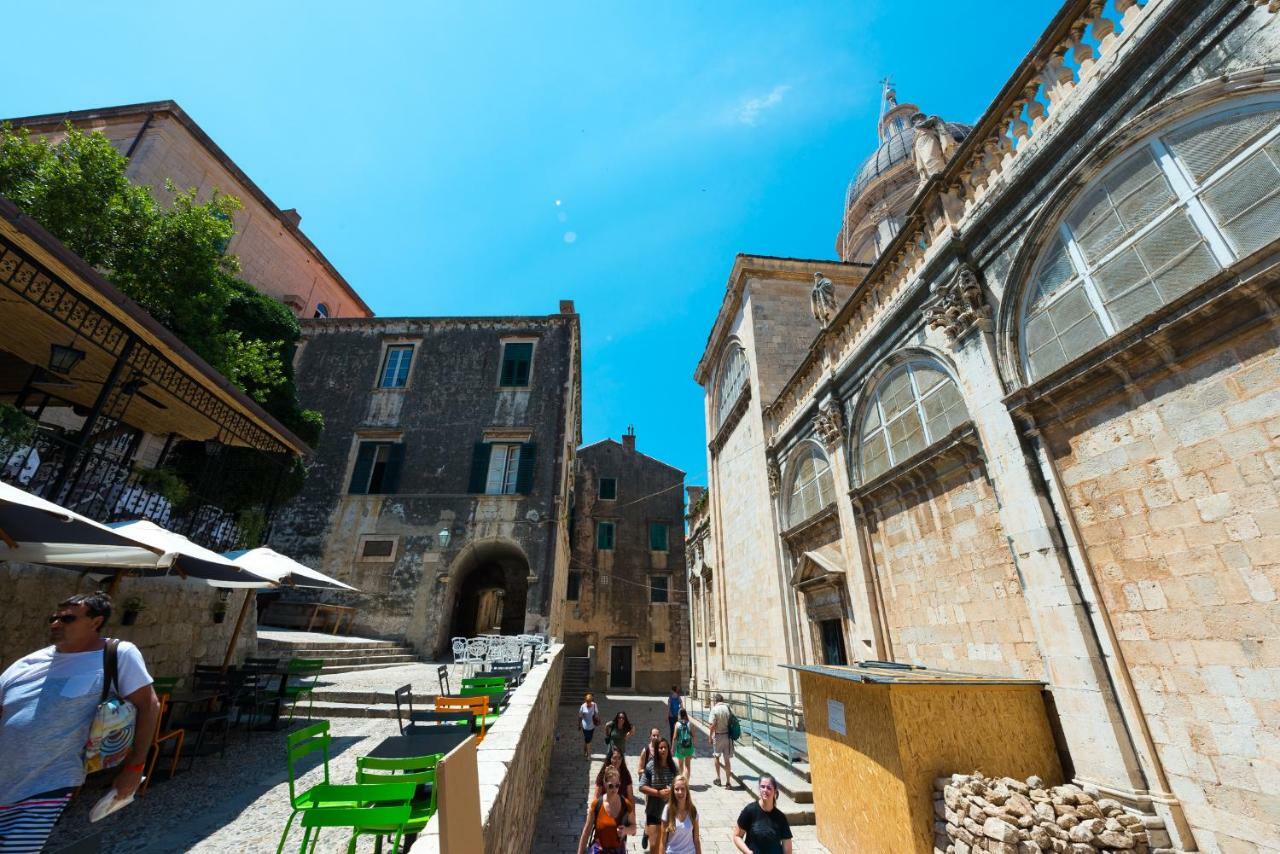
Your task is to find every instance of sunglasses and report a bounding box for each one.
[606,783,619,790]
[47,614,82,625]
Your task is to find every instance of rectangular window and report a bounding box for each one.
[598,477,617,500]
[649,523,668,552]
[379,345,414,388]
[566,571,581,602]
[653,642,666,653]
[650,575,669,603]
[348,441,405,495]
[597,521,616,551]
[485,444,522,495]
[361,539,394,558]
[499,341,533,387]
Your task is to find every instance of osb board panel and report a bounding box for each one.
[800,673,914,854]
[439,736,482,854]
[799,674,1063,854]
[891,684,1064,854]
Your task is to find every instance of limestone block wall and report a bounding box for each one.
[0,563,256,678]
[1048,324,1280,852]
[477,644,564,853]
[869,466,1045,679]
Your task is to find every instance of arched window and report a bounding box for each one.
[715,345,749,428]
[859,361,967,482]
[1022,100,1280,379]
[313,303,330,318]
[786,445,835,528]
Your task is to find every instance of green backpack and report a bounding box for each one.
[727,709,742,742]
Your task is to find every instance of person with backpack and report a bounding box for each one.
[707,693,736,788]
[665,686,682,743]
[577,766,636,854]
[0,593,160,853]
[672,708,695,783]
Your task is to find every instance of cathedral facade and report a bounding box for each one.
[692,1,1280,850]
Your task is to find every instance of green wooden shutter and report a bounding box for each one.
[515,442,537,494]
[348,442,377,494]
[649,523,668,551]
[382,443,406,494]
[468,443,490,493]
[597,522,615,550]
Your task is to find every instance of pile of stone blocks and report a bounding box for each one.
[933,772,1152,853]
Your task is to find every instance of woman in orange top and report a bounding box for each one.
[577,767,636,854]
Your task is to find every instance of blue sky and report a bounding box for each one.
[8,1,1060,487]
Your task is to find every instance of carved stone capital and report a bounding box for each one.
[924,263,991,343]
[766,458,781,497]
[812,399,846,448]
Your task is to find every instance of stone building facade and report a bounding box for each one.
[7,101,372,320]
[270,302,581,656]
[692,1,1280,851]
[562,429,688,693]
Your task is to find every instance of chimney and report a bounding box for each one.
[281,208,302,227]
[622,425,636,452]
[559,299,576,314]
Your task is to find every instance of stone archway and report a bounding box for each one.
[435,538,530,657]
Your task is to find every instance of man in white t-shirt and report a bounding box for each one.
[578,692,600,758]
[0,592,159,852]
[708,693,735,788]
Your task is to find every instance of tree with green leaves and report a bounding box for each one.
[0,123,322,447]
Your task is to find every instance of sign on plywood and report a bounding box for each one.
[827,699,846,736]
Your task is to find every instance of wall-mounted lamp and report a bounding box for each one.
[48,343,86,375]
[437,528,451,549]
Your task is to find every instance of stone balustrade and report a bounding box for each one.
[764,0,1161,442]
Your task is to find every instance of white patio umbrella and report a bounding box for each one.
[106,521,279,587]
[0,480,167,569]
[222,546,357,591]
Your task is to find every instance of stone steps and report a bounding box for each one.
[689,717,815,825]
[256,631,422,678]
[560,656,591,704]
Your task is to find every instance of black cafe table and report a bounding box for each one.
[367,730,470,760]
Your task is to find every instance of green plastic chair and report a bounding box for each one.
[459,676,506,691]
[296,798,413,854]
[276,722,360,853]
[354,754,443,848]
[458,685,506,725]
[284,658,324,722]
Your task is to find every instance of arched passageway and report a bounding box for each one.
[436,538,531,657]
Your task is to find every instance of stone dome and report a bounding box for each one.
[844,120,972,210]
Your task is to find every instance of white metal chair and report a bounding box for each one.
[451,637,469,675]
[466,637,489,677]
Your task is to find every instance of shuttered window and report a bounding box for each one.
[499,342,534,387]
[859,362,968,483]
[469,442,537,494]
[597,521,616,551]
[1023,102,1280,380]
[567,571,581,601]
[348,441,405,494]
[650,576,669,604]
[649,523,668,552]
[786,445,835,528]
[379,345,414,388]
[599,477,617,500]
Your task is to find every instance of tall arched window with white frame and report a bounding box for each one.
[785,445,835,528]
[858,361,968,482]
[714,345,749,428]
[1021,100,1280,380]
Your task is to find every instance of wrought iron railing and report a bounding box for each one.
[1,425,274,553]
[686,688,809,763]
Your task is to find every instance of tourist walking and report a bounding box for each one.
[593,746,635,803]
[639,738,677,851]
[580,692,602,758]
[656,775,700,854]
[707,693,735,788]
[672,709,695,782]
[578,767,636,854]
[731,773,792,854]
[666,686,682,742]
[0,593,161,854]
[604,711,635,757]
[636,727,661,781]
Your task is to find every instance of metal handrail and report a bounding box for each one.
[687,689,808,763]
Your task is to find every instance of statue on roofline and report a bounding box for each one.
[912,112,958,187]
[811,272,836,326]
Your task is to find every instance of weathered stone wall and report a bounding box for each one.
[565,437,687,693]
[934,773,1154,853]
[0,563,257,678]
[869,464,1046,679]
[17,109,368,319]
[1047,322,1280,852]
[273,314,579,656]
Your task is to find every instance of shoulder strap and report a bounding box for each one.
[100,639,120,701]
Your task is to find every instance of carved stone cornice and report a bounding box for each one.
[812,399,846,449]
[924,263,990,343]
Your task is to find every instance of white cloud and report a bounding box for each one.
[735,85,791,126]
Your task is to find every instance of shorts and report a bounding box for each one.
[0,787,74,854]
[644,796,666,826]
[714,733,735,760]
[583,727,595,743]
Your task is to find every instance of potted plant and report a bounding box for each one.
[121,596,146,626]
[210,600,228,624]
[133,467,191,507]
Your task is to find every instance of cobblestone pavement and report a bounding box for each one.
[531,695,829,854]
